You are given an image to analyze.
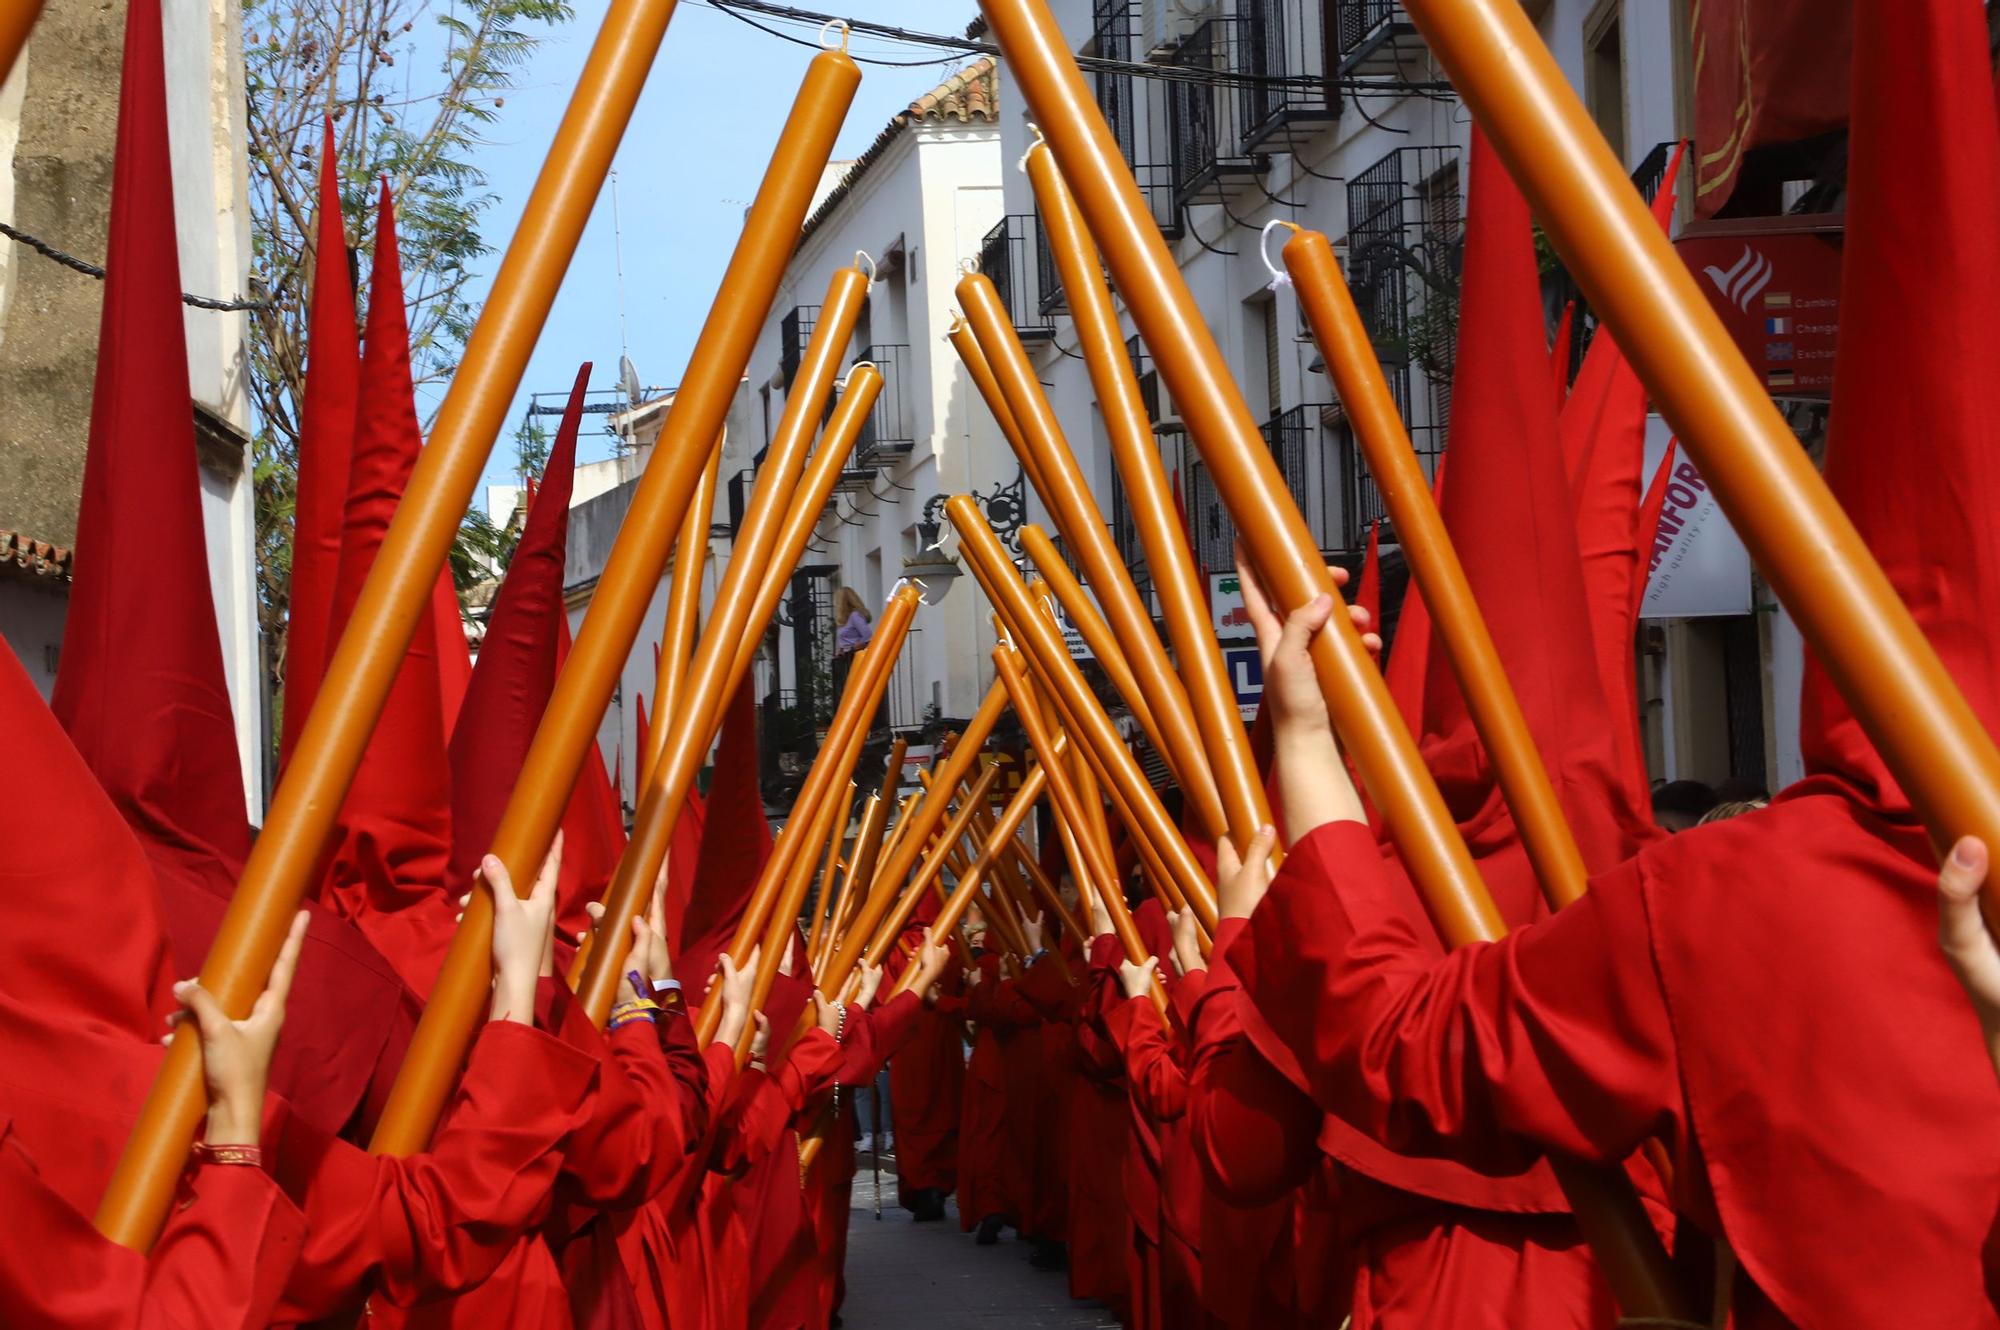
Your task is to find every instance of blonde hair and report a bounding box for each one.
[1697,798,1768,827]
[833,586,870,622]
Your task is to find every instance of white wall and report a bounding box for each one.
[723,108,1006,735]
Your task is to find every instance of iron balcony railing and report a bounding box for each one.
[1166,18,1265,206]
[1093,0,1184,238]
[852,343,913,461]
[1237,0,1340,148]
[1035,213,1066,316]
[979,215,1056,338]
[1333,0,1419,75]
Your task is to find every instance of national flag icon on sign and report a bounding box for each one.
[1764,291,1793,310]
[1766,316,1791,335]
[1767,369,1797,389]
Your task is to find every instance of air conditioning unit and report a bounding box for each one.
[1142,0,1212,57]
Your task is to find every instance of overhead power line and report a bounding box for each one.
[696,0,1456,97]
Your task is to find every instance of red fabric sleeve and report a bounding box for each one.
[701,1040,739,1116]
[0,1121,303,1330]
[860,990,925,1067]
[1106,996,1188,1122]
[271,1020,598,1317]
[1231,820,1683,1172]
[554,1006,709,1210]
[1186,918,1322,1205]
[1013,952,1075,1019]
[715,1030,844,1168]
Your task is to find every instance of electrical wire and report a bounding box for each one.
[694,0,1454,97]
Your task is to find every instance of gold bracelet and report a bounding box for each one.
[192,1141,263,1168]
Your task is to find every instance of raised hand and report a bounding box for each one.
[482,833,562,1025]
[169,910,309,1147]
[1217,824,1279,922]
[1938,836,2000,1082]
[1118,955,1160,1000]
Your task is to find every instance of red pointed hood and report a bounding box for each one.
[1798,0,2000,816]
[1355,520,1382,623]
[40,85,413,1139]
[1382,461,1441,738]
[318,182,456,995]
[1549,300,1574,409]
[553,605,644,953]
[0,644,179,1214]
[1417,132,1645,920]
[634,689,653,780]
[434,574,473,737]
[281,118,361,769]
[449,363,589,899]
[49,0,249,880]
[672,675,770,983]
[1556,143,1684,827]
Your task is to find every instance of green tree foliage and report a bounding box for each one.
[243,0,572,686]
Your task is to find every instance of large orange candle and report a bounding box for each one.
[574,359,882,1023]
[957,273,1223,833]
[735,585,921,1044]
[819,684,1010,992]
[1284,229,1585,910]
[976,0,1686,1314]
[0,0,45,88]
[889,767,1050,995]
[96,0,731,1244]
[1023,143,1275,862]
[649,430,725,782]
[1403,0,2000,906]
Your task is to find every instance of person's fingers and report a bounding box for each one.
[1241,823,1278,884]
[1142,957,1160,979]
[530,841,561,911]
[1278,594,1336,662]
[1326,562,1351,589]
[753,1012,769,1034]
[262,910,310,1012]
[458,893,472,909]
[175,979,233,1042]
[481,856,516,915]
[535,830,565,897]
[1939,837,1998,985]
[1215,837,1242,880]
[718,953,738,982]
[586,900,606,923]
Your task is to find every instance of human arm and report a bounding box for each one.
[1230,821,1682,1173]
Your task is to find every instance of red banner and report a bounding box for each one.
[1675,218,1843,396]
[1691,0,1853,217]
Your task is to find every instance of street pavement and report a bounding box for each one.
[838,1149,1122,1328]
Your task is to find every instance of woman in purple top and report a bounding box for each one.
[834,586,874,655]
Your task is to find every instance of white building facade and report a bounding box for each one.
[720,58,1014,796]
[0,0,262,816]
[983,0,1807,797]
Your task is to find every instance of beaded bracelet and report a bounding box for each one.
[192,1141,263,1168]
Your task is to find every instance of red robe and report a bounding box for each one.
[402,982,713,1328]
[889,962,964,1206]
[1066,942,1135,1319]
[957,952,1027,1229]
[1232,812,2000,1328]
[270,1020,600,1322]
[804,991,927,1323]
[0,1114,302,1330]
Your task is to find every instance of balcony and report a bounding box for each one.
[1263,404,1344,552]
[979,215,1056,340]
[1333,364,1446,549]
[1166,19,1267,207]
[852,342,913,464]
[1092,0,1183,238]
[1333,0,1421,77]
[779,305,820,388]
[1237,0,1340,149]
[1035,213,1067,316]
[1343,146,1463,359]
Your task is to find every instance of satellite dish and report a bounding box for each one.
[619,356,644,407]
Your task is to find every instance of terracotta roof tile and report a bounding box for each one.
[0,530,72,586]
[801,58,998,243]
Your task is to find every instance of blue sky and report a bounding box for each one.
[432,1,984,492]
